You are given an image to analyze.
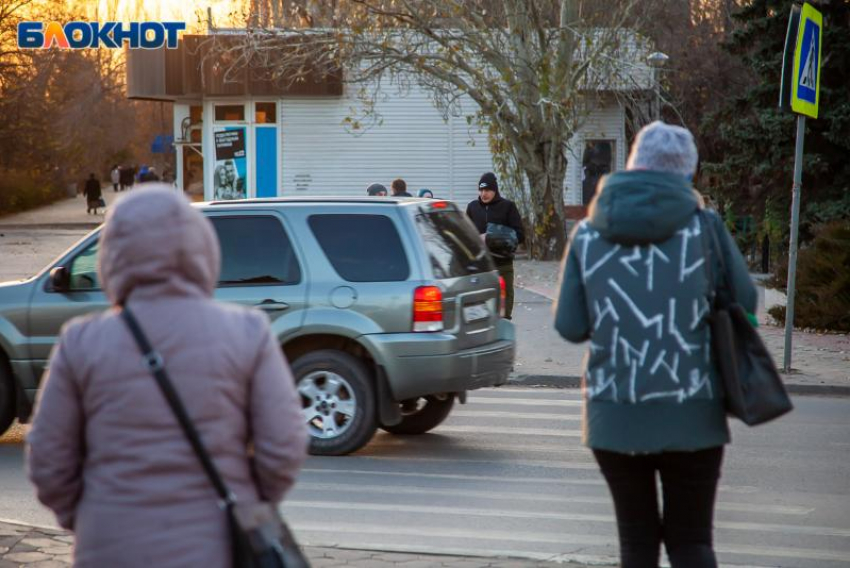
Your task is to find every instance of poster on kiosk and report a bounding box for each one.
[213,127,247,200]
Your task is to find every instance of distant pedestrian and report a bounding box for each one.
[138,165,161,183]
[553,121,758,568]
[83,173,102,215]
[390,178,412,197]
[465,172,524,319]
[119,166,133,191]
[366,182,387,196]
[142,166,160,182]
[110,165,120,192]
[27,186,309,567]
[417,188,434,198]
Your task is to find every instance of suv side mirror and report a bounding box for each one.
[49,266,70,292]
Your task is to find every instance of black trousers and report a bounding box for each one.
[593,446,724,568]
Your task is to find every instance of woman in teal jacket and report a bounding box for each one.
[554,122,757,568]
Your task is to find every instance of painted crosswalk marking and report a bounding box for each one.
[289,388,848,567]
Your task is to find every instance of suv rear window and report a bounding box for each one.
[309,214,410,282]
[416,210,494,278]
[210,216,301,285]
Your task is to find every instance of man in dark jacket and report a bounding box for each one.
[84,173,103,215]
[466,172,525,319]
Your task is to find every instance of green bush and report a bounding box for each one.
[0,170,64,216]
[768,221,850,331]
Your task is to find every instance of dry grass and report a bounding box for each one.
[0,421,27,445]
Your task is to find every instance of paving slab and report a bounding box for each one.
[0,521,591,567]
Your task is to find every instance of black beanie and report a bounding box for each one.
[478,172,498,192]
[366,182,387,196]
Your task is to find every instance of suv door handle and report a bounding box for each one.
[255,300,290,311]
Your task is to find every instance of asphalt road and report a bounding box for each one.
[2,388,849,567]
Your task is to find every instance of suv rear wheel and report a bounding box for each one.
[381,395,454,435]
[0,361,15,436]
[292,350,377,456]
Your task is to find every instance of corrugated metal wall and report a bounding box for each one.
[279,81,625,206]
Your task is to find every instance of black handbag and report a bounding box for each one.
[699,211,793,426]
[121,308,310,568]
[485,222,519,260]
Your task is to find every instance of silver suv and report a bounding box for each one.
[0,197,515,454]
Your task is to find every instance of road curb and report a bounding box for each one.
[508,373,850,397]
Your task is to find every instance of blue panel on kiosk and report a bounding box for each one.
[256,127,278,198]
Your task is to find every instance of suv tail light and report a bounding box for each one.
[413,286,443,332]
[499,276,506,317]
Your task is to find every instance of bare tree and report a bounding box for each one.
[0,0,167,191]
[211,0,652,259]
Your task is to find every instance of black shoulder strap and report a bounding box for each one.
[698,209,735,304]
[120,308,235,506]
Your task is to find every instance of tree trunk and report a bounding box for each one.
[522,144,569,261]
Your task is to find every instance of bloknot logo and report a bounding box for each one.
[17,21,186,49]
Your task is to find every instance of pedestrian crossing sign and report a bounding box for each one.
[791,3,823,118]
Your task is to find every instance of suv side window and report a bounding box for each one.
[308,214,410,282]
[415,210,494,278]
[210,216,302,286]
[68,239,100,290]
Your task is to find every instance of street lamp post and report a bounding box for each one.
[646,51,670,121]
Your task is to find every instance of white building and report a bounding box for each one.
[128,34,650,209]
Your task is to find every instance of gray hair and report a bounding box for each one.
[626,121,698,178]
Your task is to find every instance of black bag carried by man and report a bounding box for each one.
[485,222,518,260]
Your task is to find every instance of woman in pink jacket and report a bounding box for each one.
[27,187,309,567]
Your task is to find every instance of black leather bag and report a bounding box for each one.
[121,308,310,568]
[485,222,519,260]
[699,211,793,426]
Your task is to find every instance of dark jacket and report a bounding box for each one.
[139,171,160,183]
[466,193,525,246]
[554,170,757,454]
[84,178,101,201]
[393,191,412,197]
[120,168,134,186]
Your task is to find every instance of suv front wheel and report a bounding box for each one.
[292,349,377,456]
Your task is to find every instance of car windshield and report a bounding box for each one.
[415,209,494,278]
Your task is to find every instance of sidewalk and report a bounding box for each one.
[0,520,586,568]
[513,260,850,396]
[0,195,106,229]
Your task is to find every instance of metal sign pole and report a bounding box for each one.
[783,114,806,372]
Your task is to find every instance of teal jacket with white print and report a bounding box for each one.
[554,170,757,453]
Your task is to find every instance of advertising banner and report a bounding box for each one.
[213,127,247,200]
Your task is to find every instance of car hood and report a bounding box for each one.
[0,279,36,305]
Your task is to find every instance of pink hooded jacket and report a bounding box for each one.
[27,187,309,567]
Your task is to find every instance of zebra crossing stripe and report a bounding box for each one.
[465,397,583,407]
[449,410,581,421]
[293,482,813,516]
[300,467,608,486]
[435,425,582,437]
[300,468,764,496]
[286,500,850,539]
